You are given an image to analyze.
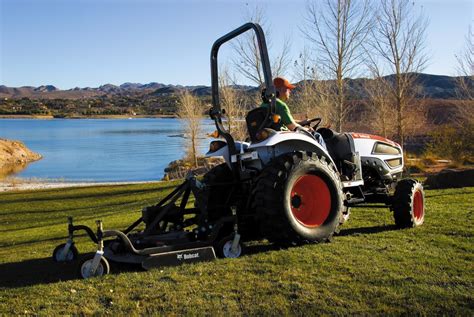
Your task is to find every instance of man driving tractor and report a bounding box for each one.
[261,76,326,147]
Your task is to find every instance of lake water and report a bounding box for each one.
[0,118,215,182]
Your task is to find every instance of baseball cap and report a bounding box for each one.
[273,77,296,90]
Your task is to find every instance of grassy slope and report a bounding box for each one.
[0,183,472,315]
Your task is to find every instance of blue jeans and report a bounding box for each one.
[313,132,327,150]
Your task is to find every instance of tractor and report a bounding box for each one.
[203,22,424,245]
[53,22,425,278]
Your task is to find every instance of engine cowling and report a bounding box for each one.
[350,132,403,181]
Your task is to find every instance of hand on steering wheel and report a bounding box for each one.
[298,117,322,131]
[295,125,314,139]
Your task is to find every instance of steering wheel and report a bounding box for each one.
[298,117,322,130]
[295,125,315,139]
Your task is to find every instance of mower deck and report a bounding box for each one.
[53,174,241,278]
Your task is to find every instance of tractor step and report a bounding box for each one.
[141,246,216,270]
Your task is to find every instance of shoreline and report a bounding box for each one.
[0,179,162,192]
[0,114,177,119]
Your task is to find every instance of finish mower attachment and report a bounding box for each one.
[53,173,243,279]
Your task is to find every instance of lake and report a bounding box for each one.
[0,118,215,182]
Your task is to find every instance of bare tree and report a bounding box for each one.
[302,0,372,132]
[370,0,429,147]
[177,91,203,167]
[364,76,396,138]
[219,68,248,140]
[292,48,318,116]
[363,52,398,138]
[454,25,474,126]
[292,48,336,125]
[233,5,292,86]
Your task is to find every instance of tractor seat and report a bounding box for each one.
[245,107,277,143]
[318,128,357,179]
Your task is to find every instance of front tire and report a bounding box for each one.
[392,179,425,228]
[253,152,344,244]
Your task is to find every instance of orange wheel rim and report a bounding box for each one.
[413,190,424,220]
[290,174,331,227]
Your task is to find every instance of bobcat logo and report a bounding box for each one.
[176,252,199,261]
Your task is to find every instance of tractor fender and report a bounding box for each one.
[248,131,335,167]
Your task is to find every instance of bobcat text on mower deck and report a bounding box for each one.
[53,22,426,279]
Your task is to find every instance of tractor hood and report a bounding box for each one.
[350,133,401,157]
[350,132,404,174]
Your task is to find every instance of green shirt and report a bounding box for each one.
[260,99,295,131]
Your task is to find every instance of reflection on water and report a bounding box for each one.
[0,118,215,182]
[102,128,180,135]
[0,162,30,179]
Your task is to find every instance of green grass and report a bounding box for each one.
[0,183,472,315]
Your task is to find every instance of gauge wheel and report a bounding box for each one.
[215,235,243,258]
[52,243,79,262]
[78,254,110,279]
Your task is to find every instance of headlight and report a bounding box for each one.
[385,158,402,168]
[372,142,401,155]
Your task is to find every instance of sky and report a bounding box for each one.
[0,0,472,89]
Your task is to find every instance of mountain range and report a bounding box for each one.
[0,73,470,100]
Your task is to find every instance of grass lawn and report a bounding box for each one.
[0,182,472,315]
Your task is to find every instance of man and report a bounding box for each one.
[261,76,326,148]
[261,76,300,131]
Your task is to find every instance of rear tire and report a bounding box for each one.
[392,179,425,228]
[253,152,344,245]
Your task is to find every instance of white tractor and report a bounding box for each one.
[203,22,425,245]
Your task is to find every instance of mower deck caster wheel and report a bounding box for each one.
[216,235,243,259]
[52,243,79,262]
[78,255,110,279]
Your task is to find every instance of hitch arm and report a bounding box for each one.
[68,217,99,244]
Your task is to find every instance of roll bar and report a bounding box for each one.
[209,22,276,158]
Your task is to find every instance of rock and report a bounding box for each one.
[0,139,42,177]
[162,156,225,181]
[424,168,474,189]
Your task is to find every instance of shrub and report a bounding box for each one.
[425,124,474,162]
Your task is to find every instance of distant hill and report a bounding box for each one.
[411,73,462,98]
[341,73,469,99]
[119,82,142,90]
[98,84,122,94]
[0,73,470,100]
[151,86,184,96]
[34,85,58,92]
